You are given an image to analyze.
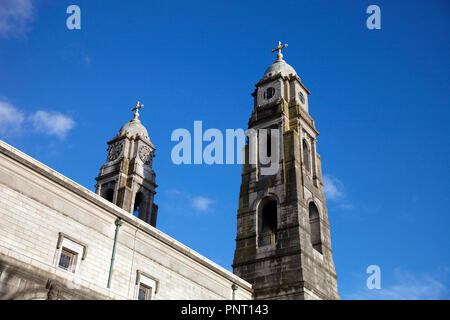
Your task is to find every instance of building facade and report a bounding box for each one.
[0,108,252,300]
[0,43,338,300]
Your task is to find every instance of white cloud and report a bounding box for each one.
[29,111,75,139]
[345,268,450,300]
[164,189,214,213]
[0,0,34,38]
[0,100,75,139]
[191,196,213,212]
[0,100,24,134]
[323,174,344,200]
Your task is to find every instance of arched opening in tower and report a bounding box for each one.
[302,139,311,172]
[309,202,322,253]
[133,192,143,218]
[104,189,114,203]
[260,199,277,246]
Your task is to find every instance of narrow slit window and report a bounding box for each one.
[302,139,311,172]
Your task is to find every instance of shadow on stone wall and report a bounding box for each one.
[0,256,108,300]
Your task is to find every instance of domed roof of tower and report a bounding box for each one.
[118,119,149,138]
[263,60,297,78]
[117,101,149,139]
[263,41,298,79]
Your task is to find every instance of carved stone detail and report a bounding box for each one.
[107,141,123,161]
[46,279,61,300]
[138,145,153,166]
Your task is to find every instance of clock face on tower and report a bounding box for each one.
[107,141,123,161]
[139,145,153,166]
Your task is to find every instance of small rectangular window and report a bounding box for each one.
[135,271,158,300]
[55,233,87,275]
[138,283,152,300]
[58,248,77,273]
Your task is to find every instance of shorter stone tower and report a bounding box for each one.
[95,101,158,227]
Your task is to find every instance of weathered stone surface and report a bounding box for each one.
[233,54,339,300]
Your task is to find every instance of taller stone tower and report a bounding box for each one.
[95,101,158,227]
[232,43,339,300]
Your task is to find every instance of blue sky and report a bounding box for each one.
[0,0,449,299]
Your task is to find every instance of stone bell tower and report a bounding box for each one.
[232,42,339,300]
[95,101,158,227]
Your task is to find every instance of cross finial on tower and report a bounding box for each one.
[131,101,144,121]
[272,41,288,61]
